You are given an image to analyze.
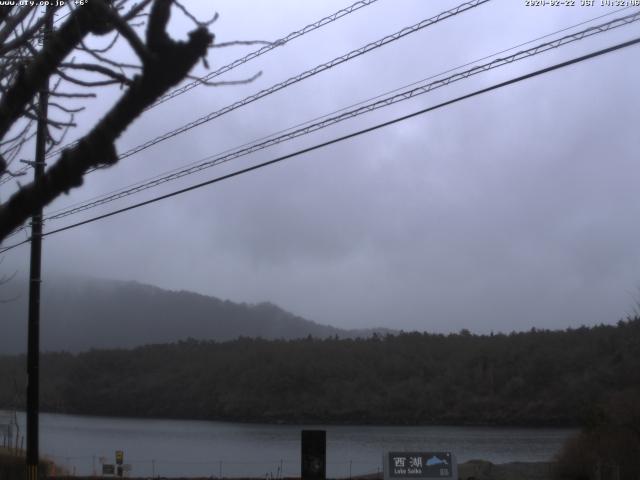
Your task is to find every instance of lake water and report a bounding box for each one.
[3,411,576,478]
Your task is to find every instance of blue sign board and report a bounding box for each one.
[384,452,457,480]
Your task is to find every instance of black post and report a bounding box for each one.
[26,8,51,480]
[301,430,326,480]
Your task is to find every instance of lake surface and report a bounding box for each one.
[4,411,576,478]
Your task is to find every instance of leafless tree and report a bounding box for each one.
[0,0,219,243]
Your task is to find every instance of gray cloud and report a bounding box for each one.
[2,0,640,334]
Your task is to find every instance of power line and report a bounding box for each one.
[3,6,636,239]
[39,10,640,224]
[84,0,490,170]
[149,0,381,110]
[35,5,636,221]
[2,7,637,242]
[0,165,29,186]
[3,35,638,254]
[42,0,383,162]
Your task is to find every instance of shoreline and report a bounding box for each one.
[32,461,557,480]
[0,408,580,429]
[2,447,558,480]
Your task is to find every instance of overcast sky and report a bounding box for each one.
[2,0,640,333]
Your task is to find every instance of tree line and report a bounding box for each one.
[1,317,639,426]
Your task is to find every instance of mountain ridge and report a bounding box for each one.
[0,275,392,354]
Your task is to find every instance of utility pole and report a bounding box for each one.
[26,7,52,480]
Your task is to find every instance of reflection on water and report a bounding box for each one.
[5,411,575,477]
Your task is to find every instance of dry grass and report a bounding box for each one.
[0,445,68,478]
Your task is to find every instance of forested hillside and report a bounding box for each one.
[0,277,389,353]
[1,318,639,426]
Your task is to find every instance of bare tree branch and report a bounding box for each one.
[0,119,34,146]
[54,67,124,87]
[59,62,134,85]
[49,91,97,99]
[48,101,85,114]
[0,6,34,45]
[23,110,76,129]
[0,0,213,241]
[0,7,55,56]
[77,31,120,54]
[121,0,154,22]
[173,0,218,28]
[94,2,152,63]
[0,2,101,141]
[77,41,142,71]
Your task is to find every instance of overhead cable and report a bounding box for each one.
[92,0,490,165]
[42,0,382,161]
[30,5,639,220]
[3,35,638,253]
[40,10,640,223]
[150,0,382,109]
[8,0,488,209]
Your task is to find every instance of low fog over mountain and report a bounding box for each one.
[0,276,390,354]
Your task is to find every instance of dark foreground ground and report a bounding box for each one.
[42,461,555,480]
[1,447,556,480]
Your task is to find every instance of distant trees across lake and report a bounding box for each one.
[1,317,639,426]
